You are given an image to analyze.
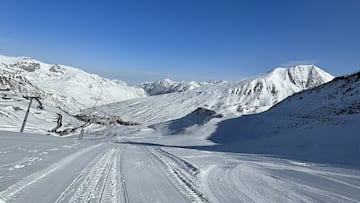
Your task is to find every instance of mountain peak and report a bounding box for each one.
[262,65,334,89]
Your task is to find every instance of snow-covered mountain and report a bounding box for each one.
[0,55,147,111]
[271,71,360,118]
[208,70,360,165]
[0,55,147,133]
[89,65,334,125]
[139,78,224,95]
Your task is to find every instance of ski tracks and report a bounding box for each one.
[56,147,128,203]
[0,143,103,203]
[145,147,209,203]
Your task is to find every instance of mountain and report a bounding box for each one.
[88,65,334,126]
[0,55,147,133]
[0,55,147,111]
[139,78,224,95]
[208,70,360,165]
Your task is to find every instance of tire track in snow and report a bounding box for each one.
[145,146,209,203]
[0,143,103,203]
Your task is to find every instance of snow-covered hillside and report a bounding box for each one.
[208,71,360,165]
[90,65,334,125]
[140,78,223,95]
[0,55,147,111]
[0,55,147,133]
[150,107,223,135]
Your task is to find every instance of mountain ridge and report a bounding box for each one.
[89,64,334,126]
[0,54,147,111]
[139,78,224,96]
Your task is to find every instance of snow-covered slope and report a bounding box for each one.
[2,131,359,202]
[208,71,360,165]
[140,78,223,95]
[150,107,223,135]
[90,65,334,125]
[0,55,147,111]
[271,71,360,118]
[0,55,147,133]
[0,93,85,134]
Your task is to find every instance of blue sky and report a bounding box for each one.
[0,0,359,83]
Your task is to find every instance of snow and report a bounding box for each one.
[1,128,359,202]
[1,54,359,202]
[150,107,223,135]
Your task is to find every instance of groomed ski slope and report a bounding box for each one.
[0,131,359,203]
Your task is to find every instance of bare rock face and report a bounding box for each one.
[9,61,41,72]
[0,68,42,97]
[49,64,65,74]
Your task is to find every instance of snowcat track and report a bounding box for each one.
[144,146,209,203]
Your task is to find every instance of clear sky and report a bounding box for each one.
[0,0,359,83]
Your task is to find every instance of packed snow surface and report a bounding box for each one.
[0,125,359,202]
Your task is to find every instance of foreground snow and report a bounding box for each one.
[0,131,359,203]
